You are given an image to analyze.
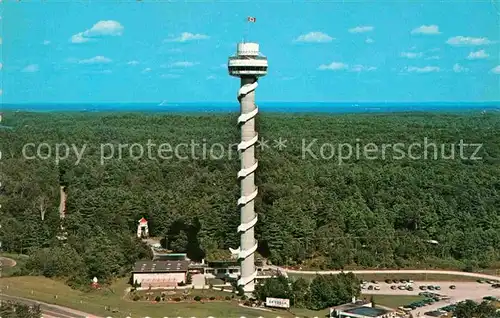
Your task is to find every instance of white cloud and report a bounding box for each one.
[164,32,209,42]
[21,64,39,72]
[491,65,500,74]
[142,68,152,73]
[127,60,140,66]
[294,32,334,43]
[318,62,348,70]
[349,26,374,33]
[43,40,51,45]
[446,36,493,46]
[405,66,440,73]
[78,56,112,64]
[161,74,180,78]
[350,65,377,72]
[365,38,375,44]
[70,20,124,43]
[467,49,489,60]
[411,25,441,35]
[170,61,198,67]
[206,75,216,80]
[71,33,90,43]
[453,63,469,73]
[400,52,423,59]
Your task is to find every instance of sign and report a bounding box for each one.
[265,297,290,309]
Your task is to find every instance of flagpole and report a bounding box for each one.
[244,18,249,43]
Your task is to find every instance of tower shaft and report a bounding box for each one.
[228,42,267,294]
[239,76,258,293]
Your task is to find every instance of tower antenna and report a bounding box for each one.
[228,23,267,295]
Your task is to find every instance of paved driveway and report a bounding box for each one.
[362,281,500,317]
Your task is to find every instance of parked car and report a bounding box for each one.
[368,285,374,290]
[477,279,484,283]
[391,285,397,290]
[435,286,441,290]
[398,285,407,290]
[385,279,392,284]
[393,279,399,283]
[407,286,414,291]
[371,280,378,284]
[428,286,435,290]
[420,286,427,290]
[492,283,500,288]
[449,285,456,289]
[374,286,381,290]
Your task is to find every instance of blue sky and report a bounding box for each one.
[1,0,500,103]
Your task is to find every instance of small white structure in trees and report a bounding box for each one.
[137,217,149,238]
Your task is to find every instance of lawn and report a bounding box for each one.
[287,272,480,282]
[0,276,324,317]
[365,294,426,309]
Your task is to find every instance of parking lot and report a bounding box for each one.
[362,281,500,317]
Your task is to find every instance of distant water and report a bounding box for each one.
[1,102,499,114]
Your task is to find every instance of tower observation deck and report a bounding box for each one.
[228,42,268,294]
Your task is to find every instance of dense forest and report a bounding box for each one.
[0,111,499,284]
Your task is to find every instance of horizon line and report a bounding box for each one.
[2,101,500,105]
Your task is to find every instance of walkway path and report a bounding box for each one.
[0,257,17,268]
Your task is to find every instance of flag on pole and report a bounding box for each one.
[247,16,256,22]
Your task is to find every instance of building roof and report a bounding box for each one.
[138,217,148,224]
[333,300,371,311]
[132,260,189,273]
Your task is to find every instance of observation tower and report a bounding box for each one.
[228,42,268,294]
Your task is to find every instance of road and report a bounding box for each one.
[0,294,102,318]
[271,266,500,281]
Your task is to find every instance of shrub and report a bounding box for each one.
[244,300,252,306]
[237,286,245,296]
[225,296,231,301]
[155,296,161,302]
[132,294,140,301]
[194,296,201,301]
[173,297,181,302]
[241,295,247,301]
[178,281,186,287]
[209,296,215,300]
